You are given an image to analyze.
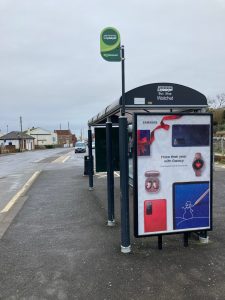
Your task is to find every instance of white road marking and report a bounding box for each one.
[0,171,41,213]
[98,174,107,178]
[95,171,120,179]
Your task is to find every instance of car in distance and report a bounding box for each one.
[74,141,86,153]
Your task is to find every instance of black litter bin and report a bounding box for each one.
[84,155,93,176]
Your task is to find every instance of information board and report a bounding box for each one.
[133,113,213,237]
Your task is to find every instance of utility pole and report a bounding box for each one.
[20,116,23,151]
[20,116,23,132]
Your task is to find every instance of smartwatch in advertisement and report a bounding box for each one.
[145,170,160,193]
[192,153,204,176]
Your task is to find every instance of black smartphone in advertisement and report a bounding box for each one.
[172,124,210,147]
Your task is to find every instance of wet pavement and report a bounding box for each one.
[0,160,224,299]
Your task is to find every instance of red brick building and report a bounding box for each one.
[72,134,77,146]
[54,130,74,146]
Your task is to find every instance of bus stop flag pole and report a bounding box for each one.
[100,27,131,253]
[119,45,131,253]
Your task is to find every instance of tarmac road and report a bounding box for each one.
[0,148,84,211]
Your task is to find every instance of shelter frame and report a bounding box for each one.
[87,82,210,252]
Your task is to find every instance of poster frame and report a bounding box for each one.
[133,112,213,238]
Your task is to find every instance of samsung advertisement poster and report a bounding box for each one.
[134,113,212,237]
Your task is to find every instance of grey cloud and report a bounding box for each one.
[0,0,225,134]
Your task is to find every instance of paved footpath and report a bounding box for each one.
[0,163,225,299]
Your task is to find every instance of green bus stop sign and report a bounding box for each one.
[100,27,121,62]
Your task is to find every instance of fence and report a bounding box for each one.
[0,145,16,154]
[213,137,225,155]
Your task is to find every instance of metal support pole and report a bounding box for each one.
[119,116,131,253]
[121,45,125,116]
[106,119,115,226]
[221,138,224,155]
[199,230,209,243]
[119,45,130,253]
[158,235,162,250]
[88,127,94,190]
[184,232,189,247]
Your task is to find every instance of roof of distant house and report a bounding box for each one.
[0,131,35,140]
[54,130,72,135]
[24,127,53,135]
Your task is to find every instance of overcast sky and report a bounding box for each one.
[0,0,225,136]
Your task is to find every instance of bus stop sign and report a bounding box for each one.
[100,27,121,62]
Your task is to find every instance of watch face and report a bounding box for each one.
[192,159,204,170]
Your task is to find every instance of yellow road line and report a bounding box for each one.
[0,171,41,213]
[52,154,70,163]
[62,155,70,163]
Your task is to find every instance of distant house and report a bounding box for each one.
[25,127,57,147]
[0,131,35,151]
[54,130,73,147]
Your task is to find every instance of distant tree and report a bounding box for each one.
[212,108,225,125]
[208,93,225,109]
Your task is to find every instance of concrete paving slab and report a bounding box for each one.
[0,164,224,299]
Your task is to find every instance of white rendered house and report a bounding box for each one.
[0,131,35,150]
[25,127,58,146]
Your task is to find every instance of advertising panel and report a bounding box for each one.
[134,113,212,237]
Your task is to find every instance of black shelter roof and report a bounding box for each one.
[88,82,208,126]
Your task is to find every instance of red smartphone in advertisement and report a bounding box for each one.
[144,199,167,233]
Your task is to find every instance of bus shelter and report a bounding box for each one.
[87,82,212,253]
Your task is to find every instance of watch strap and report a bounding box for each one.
[195,169,201,176]
[195,153,202,160]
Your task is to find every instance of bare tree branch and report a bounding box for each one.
[208,93,225,108]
